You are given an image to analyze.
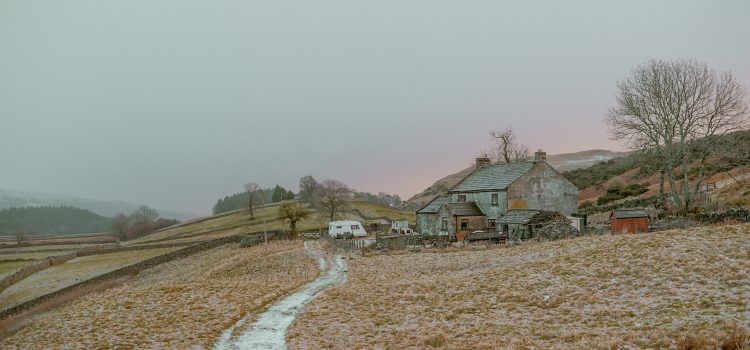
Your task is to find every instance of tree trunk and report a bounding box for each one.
[659,169,665,195]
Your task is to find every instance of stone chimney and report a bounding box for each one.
[475,157,491,168]
[534,149,547,164]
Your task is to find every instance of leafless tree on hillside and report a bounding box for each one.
[244,182,262,219]
[15,229,26,246]
[298,175,318,202]
[489,126,530,163]
[111,213,130,241]
[313,179,351,221]
[130,205,159,225]
[605,58,749,213]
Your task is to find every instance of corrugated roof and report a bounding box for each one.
[416,195,448,214]
[448,202,485,216]
[497,209,542,225]
[611,209,649,218]
[451,162,535,192]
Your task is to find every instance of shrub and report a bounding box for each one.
[125,218,178,240]
[597,183,649,205]
[424,333,448,348]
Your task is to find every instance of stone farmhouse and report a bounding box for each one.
[416,150,578,238]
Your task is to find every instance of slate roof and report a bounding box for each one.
[611,208,649,219]
[450,162,535,192]
[497,209,541,225]
[416,195,448,214]
[447,202,485,216]
[496,209,559,225]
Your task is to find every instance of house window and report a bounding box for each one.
[441,218,448,231]
[457,194,467,202]
[487,219,496,229]
[460,219,469,230]
[502,224,509,233]
[491,193,499,206]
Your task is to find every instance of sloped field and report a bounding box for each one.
[3,240,318,349]
[288,224,750,349]
[0,247,179,309]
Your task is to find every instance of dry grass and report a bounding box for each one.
[0,247,178,309]
[2,240,319,349]
[0,251,77,262]
[0,261,37,279]
[0,244,94,253]
[288,223,750,349]
[128,200,414,246]
[350,199,416,222]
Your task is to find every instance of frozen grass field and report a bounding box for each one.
[2,240,318,349]
[288,224,750,349]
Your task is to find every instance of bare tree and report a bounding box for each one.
[298,175,319,202]
[278,202,311,238]
[130,205,159,225]
[111,213,130,241]
[15,229,26,246]
[313,179,351,221]
[605,58,749,213]
[489,126,530,163]
[244,182,262,219]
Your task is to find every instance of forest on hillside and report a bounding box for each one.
[0,206,112,235]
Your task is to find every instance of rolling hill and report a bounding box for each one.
[0,189,198,221]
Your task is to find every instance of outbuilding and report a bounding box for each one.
[496,209,579,242]
[610,209,649,234]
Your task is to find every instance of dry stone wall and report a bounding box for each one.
[0,234,264,320]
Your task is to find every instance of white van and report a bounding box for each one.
[328,220,368,238]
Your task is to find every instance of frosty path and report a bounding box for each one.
[213,241,347,350]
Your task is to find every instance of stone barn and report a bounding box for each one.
[416,150,579,238]
[610,208,649,234]
[496,209,578,242]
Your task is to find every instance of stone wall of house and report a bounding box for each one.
[507,163,579,216]
[416,213,439,235]
[436,205,454,236]
[448,191,508,220]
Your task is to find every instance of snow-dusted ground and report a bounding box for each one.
[214,241,347,350]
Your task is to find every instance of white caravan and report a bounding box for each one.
[328,220,368,238]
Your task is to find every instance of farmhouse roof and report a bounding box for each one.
[497,209,558,225]
[416,195,448,214]
[611,208,649,219]
[447,202,485,216]
[450,162,535,192]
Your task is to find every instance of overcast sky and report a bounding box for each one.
[2,1,749,214]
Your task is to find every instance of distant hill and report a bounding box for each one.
[0,206,112,235]
[547,150,629,172]
[402,149,627,210]
[0,189,198,221]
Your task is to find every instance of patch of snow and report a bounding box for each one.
[213,241,347,350]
